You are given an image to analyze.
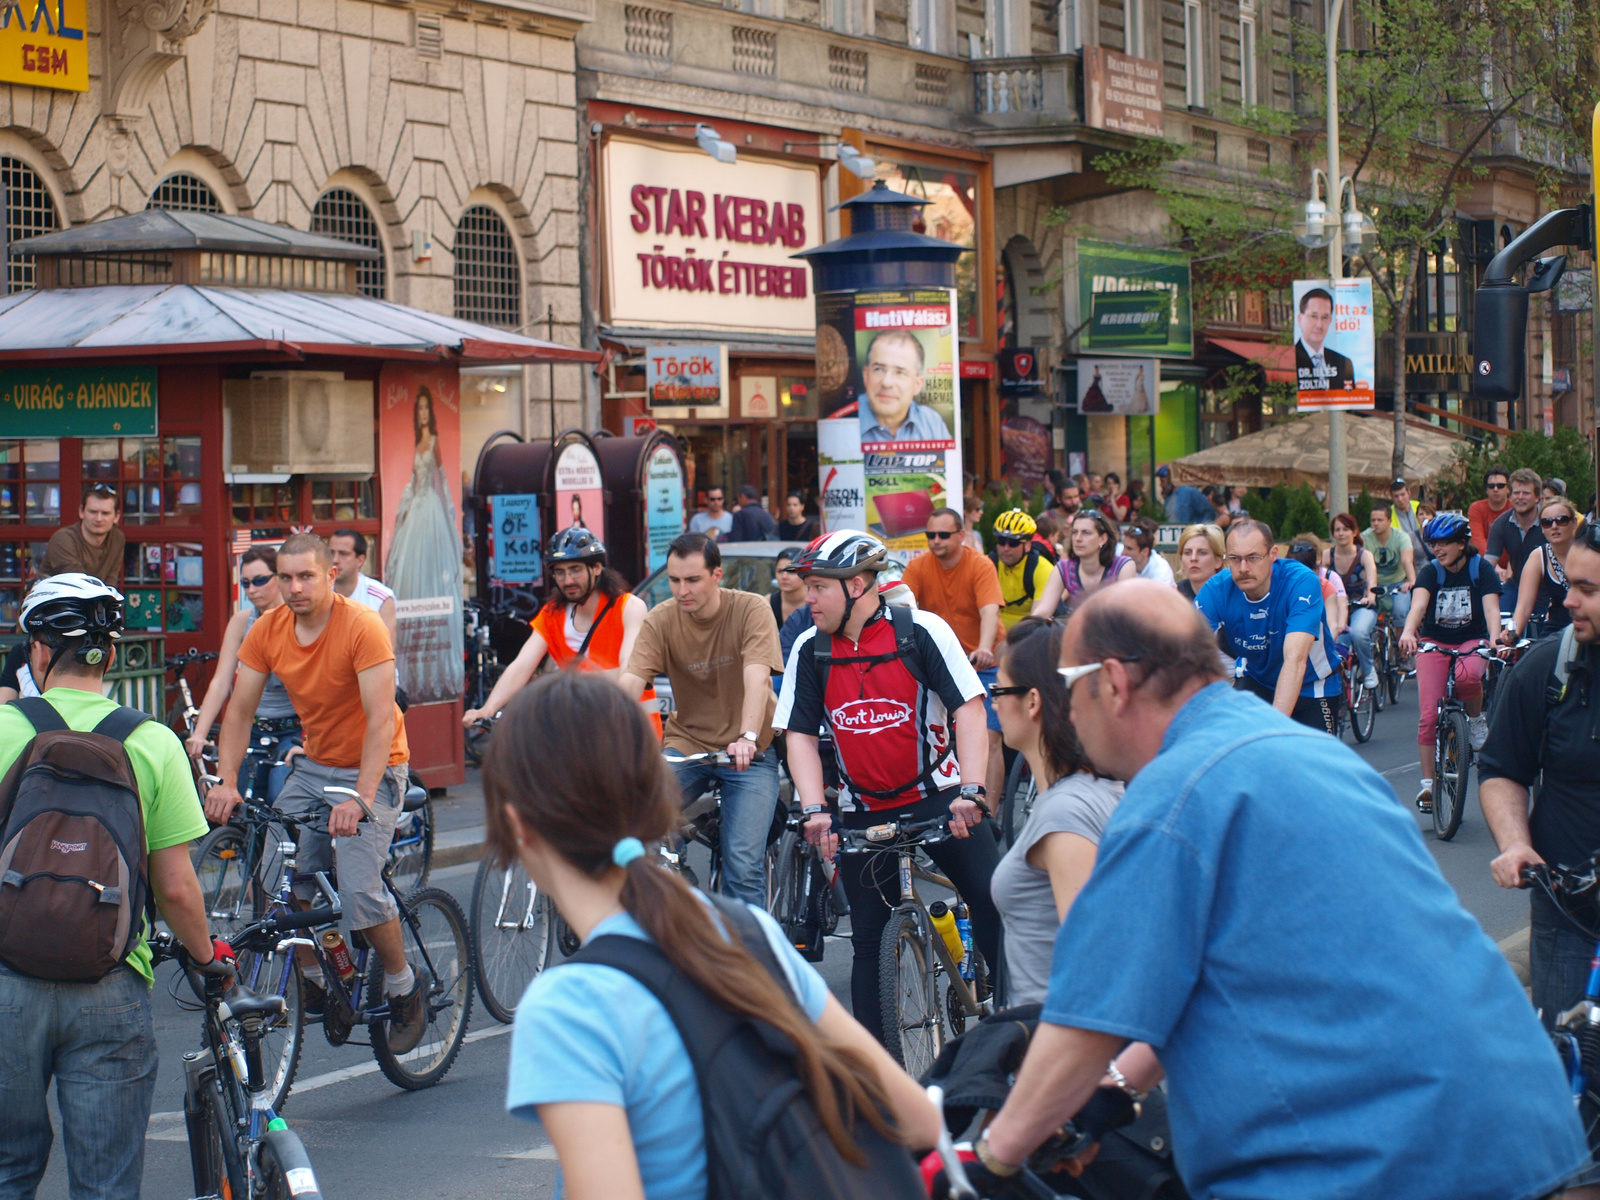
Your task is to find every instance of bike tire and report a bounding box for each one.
[1386,658,1404,705]
[471,857,555,1025]
[193,824,268,940]
[768,829,805,927]
[1351,680,1376,743]
[184,1071,227,1200]
[387,798,435,893]
[370,886,474,1090]
[258,1127,324,1200]
[878,906,943,1078]
[1434,709,1470,841]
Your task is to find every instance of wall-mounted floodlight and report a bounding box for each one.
[695,124,737,164]
[836,143,876,179]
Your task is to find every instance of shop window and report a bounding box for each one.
[873,159,981,341]
[310,479,376,524]
[779,377,817,419]
[83,437,203,525]
[2,158,59,293]
[147,174,224,214]
[453,206,521,329]
[231,482,299,526]
[311,189,387,300]
[122,541,205,633]
[0,440,61,526]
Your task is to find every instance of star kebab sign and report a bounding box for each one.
[602,134,824,335]
[0,0,88,92]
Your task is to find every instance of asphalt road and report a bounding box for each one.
[34,678,1532,1198]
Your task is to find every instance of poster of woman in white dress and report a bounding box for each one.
[380,367,464,705]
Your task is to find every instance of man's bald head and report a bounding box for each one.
[1067,579,1227,700]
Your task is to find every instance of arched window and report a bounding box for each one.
[2,158,59,293]
[147,173,223,214]
[310,188,386,300]
[453,205,520,328]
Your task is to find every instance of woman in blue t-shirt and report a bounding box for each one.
[482,671,940,1200]
[1398,513,1501,816]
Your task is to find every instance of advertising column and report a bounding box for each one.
[815,289,961,551]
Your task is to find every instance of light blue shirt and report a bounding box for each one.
[1045,682,1588,1200]
[507,902,830,1200]
[861,401,952,443]
[688,510,734,537]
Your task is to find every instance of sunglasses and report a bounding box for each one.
[1541,514,1576,529]
[1058,655,1143,689]
[1485,481,1508,489]
[926,530,959,540]
[988,683,1033,698]
[241,573,275,589]
[995,535,1027,547]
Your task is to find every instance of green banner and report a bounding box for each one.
[1077,240,1193,357]
[0,367,158,438]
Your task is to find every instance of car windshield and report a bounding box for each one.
[634,556,779,608]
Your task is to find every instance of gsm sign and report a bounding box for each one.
[21,45,69,76]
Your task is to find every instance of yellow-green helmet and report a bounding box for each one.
[993,508,1037,538]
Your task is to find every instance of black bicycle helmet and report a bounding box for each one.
[20,573,124,682]
[547,527,607,564]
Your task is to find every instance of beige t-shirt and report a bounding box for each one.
[626,589,784,755]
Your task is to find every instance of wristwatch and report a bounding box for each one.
[959,783,991,815]
[1106,1059,1148,1102]
[740,730,759,744]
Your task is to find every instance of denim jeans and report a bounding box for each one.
[1531,889,1596,1031]
[0,963,157,1200]
[669,748,780,907]
[1341,604,1377,677]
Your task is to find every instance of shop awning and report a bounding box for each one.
[1207,337,1297,384]
[0,284,601,365]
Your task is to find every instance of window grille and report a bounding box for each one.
[453,206,521,329]
[311,188,387,299]
[2,158,58,293]
[147,173,223,214]
[416,13,443,57]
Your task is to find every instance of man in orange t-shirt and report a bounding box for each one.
[903,505,1005,800]
[207,533,427,1053]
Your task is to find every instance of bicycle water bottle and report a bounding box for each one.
[321,930,356,982]
[953,904,975,982]
[928,901,965,965]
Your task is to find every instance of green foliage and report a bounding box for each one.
[1432,429,1595,514]
[1139,492,1166,522]
[1351,488,1375,531]
[975,482,1046,554]
[1247,483,1332,541]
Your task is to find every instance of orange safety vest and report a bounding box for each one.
[531,594,662,736]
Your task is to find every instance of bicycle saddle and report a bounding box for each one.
[403,784,429,812]
[223,987,287,1022]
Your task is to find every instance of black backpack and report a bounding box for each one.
[989,545,1052,610]
[571,896,925,1200]
[0,697,152,982]
[811,605,952,802]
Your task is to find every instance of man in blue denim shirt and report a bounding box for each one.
[980,581,1589,1199]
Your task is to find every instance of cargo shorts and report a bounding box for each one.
[276,756,408,929]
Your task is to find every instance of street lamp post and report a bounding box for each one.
[1325,0,1348,517]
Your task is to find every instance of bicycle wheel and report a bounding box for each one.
[878,906,943,1078]
[1351,680,1376,743]
[1386,648,1404,705]
[768,829,805,926]
[188,1069,247,1200]
[193,824,267,939]
[231,943,304,1112]
[257,1126,324,1200]
[1434,709,1470,841]
[370,886,474,1089]
[387,799,434,893]
[471,857,555,1025]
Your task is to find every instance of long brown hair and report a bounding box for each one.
[482,672,900,1162]
[1070,510,1117,568]
[998,618,1088,783]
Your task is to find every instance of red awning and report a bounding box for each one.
[1209,336,1297,384]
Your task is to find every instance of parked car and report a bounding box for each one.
[632,540,795,610]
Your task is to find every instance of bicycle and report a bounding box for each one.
[1371,584,1409,709]
[999,753,1039,850]
[1520,855,1600,1151]
[1334,643,1376,744]
[386,770,434,893]
[463,603,504,767]
[768,801,842,963]
[149,932,324,1200]
[836,814,992,1078]
[1416,640,1496,842]
[660,748,787,905]
[471,854,559,1024]
[230,785,474,1097]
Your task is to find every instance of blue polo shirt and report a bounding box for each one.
[1195,558,1340,698]
[1044,683,1587,1200]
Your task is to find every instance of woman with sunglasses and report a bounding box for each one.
[1030,510,1137,618]
[1504,497,1581,644]
[185,546,301,801]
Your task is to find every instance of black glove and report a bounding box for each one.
[182,938,237,1002]
[1073,1086,1139,1141]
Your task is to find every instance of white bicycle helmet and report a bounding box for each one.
[792,530,889,580]
[20,573,124,679]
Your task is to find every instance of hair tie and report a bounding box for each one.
[612,837,645,868]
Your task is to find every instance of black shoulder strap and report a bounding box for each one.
[574,594,621,663]
[92,706,151,744]
[811,628,833,701]
[888,605,930,691]
[1021,547,1041,605]
[9,695,67,734]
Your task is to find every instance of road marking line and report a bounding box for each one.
[1381,761,1420,777]
[496,1144,558,1160]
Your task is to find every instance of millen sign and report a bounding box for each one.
[602,135,823,335]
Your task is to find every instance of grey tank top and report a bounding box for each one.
[243,604,299,720]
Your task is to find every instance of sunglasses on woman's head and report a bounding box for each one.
[1541,514,1576,529]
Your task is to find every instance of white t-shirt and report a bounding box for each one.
[1139,552,1176,587]
[347,573,394,612]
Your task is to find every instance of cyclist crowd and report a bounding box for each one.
[3,467,1599,1200]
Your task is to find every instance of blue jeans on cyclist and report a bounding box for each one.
[668,748,780,908]
[0,963,156,1200]
[1340,604,1377,681]
[236,721,301,803]
[1531,888,1595,1032]
[836,790,1001,1046]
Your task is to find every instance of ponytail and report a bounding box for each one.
[482,672,902,1162]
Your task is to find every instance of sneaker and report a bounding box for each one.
[300,973,327,1018]
[1468,715,1489,752]
[1415,783,1433,814]
[386,978,427,1054]
[1362,671,1379,690]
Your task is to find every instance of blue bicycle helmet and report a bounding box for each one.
[1422,512,1471,544]
[548,527,607,564]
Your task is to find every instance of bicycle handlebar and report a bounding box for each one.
[1416,642,1496,659]
[836,814,951,852]
[663,749,734,765]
